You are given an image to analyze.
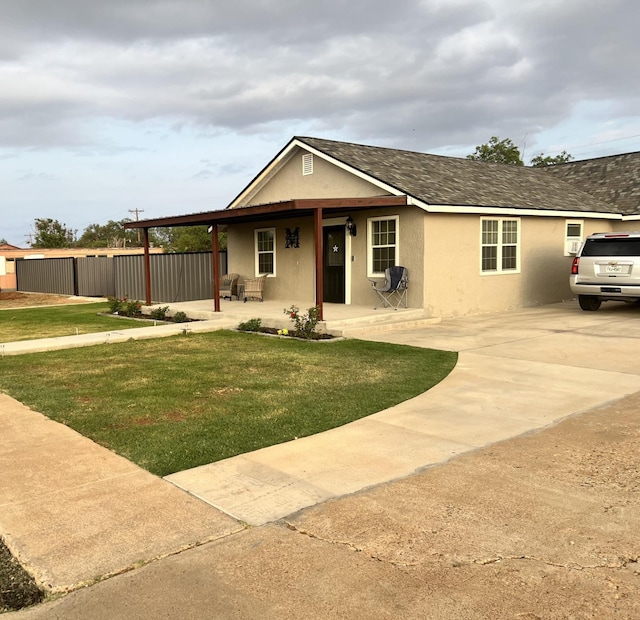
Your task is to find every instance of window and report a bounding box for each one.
[302,153,313,175]
[254,228,275,276]
[368,216,398,276]
[565,220,583,256]
[481,218,520,273]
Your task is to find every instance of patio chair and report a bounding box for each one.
[243,274,268,302]
[369,266,408,310]
[220,273,239,300]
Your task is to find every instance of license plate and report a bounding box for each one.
[605,264,623,273]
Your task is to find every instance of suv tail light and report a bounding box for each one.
[571,257,580,274]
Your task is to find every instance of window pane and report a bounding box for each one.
[567,223,581,237]
[482,220,498,244]
[502,221,517,244]
[258,253,273,274]
[502,245,517,270]
[370,218,397,273]
[257,230,273,252]
[482,246,497,271]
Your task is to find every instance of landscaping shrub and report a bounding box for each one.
[238,318,262,332]
[284,305,320,339]
[149,306,170,321]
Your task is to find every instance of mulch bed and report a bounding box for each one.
[0,538,44,612]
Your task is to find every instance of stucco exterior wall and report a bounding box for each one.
[227,216,318,303]
[423,213,617,318]
[248,148,388,205]
[226,205,426,308]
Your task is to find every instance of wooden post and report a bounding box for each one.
[211,224,220,312]
[314,207,324,320]
[143,228,152,306]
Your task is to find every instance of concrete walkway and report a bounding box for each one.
[3,299,640,596]
[165,301,640,525]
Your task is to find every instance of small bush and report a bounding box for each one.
[123,299,142,317]
[149,306,170,321]
[106,296,124,314]
[284,305,321,339]
[172,311,189,323]
[238,318,262,332]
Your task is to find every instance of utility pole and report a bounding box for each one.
[25,233,33,247]
[129,208,144,244]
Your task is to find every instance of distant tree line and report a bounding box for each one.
[28,218,226,252]
[467,136,574,166]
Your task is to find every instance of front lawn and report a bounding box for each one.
[0,331,457,476]
[0,302,153,343]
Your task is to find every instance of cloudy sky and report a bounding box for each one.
[2,0,639,246]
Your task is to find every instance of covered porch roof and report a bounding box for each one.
[123,195,409,229]
[124,196,410,319]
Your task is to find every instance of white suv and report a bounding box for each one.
[570,232,640,311]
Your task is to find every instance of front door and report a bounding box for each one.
[323,226,345,303]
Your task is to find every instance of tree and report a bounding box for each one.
[530,151,574,167]
[31,218,76,248]
[76,219,139,248]
[155,226,226,253]
[467,136,524,166]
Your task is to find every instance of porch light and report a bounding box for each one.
[346,216,357,237]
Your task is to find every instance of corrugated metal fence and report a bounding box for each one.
[16,252,227,302]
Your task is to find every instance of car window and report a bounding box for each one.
[581,239,640,257]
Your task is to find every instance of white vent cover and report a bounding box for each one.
[302,153,313,175]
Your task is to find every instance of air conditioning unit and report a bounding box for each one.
[567,239,581,255]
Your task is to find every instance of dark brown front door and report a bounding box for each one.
[323,226,345,303]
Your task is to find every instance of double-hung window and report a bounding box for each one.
[481,218,520,273]
[368,216,398,276]
[255,228,275,276]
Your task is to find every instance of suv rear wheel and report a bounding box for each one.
[578,295,602,311]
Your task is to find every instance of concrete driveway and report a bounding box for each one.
[166,300,640,525]
[11,299,640,619]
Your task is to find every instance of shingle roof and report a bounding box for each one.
[541,151,640,215]
[296,136,620,214]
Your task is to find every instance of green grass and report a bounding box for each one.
[0,303,153,343]
[0,331,457,476]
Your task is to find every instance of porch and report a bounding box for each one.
[149,298,434,337]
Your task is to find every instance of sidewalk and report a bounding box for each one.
[3,300,640,600]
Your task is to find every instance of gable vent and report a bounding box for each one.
[302,153,313,175]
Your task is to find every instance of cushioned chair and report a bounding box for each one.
[220,273,239,300]
[369,266,408,310]
[243,274,268,302]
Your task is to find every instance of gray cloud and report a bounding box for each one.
[1,0,638,153]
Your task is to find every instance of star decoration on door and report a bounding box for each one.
[332,245,339,253]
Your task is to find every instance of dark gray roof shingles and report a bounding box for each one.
[297,136,622,214]
[541,152,640,215]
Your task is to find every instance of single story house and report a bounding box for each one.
[126,137,640,319]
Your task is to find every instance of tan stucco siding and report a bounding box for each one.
[423,213,617,318]
[227,217,317,303]
[248,148,390,205]
[348,207,425,308]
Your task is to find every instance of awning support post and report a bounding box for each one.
[143,228,152,305]
[211,224,220,312]
[314,207,324,320]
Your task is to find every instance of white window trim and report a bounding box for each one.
[480,217,521,275]
[254,227,276,277]
[564,219,583,256]
[367,215,400,277]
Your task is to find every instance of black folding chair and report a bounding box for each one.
[369,266,408,310]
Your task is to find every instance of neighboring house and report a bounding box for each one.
[127,137,640,319]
